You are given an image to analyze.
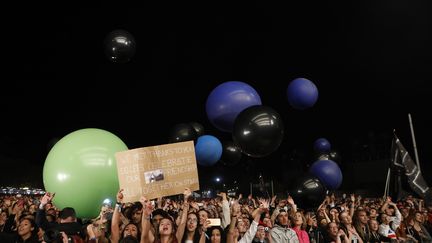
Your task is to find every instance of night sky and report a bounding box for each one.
[1,4,432,195]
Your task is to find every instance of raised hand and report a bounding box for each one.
[202,219,210,232]
[41,192,55,206]
[231,201,241,217]
[287,196,295,206]
[183,188,192,201]
[140,196,153,217]
[218,192,228,201]
[117,189,124,203]
[258,199,270,212]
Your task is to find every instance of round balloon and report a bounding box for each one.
[104,29,136,63]
[313,138,331,152]
[232,105,284,157]
[43,128,128,218]
[206,81,262,132]
[290,174,326,210]
[189,122,205,137]
[220,141,242,166]
[168,123,197,143]
[287,78,318,110]
[309,159,342,190]
[195,135,222,166]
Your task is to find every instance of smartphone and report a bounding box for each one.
[208,218,221,226]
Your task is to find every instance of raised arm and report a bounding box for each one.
[238,199,269,243]
[219,192,231,228]
[140,196,155,243]
[110,189,124,243]
[35,192,55,230]
[227,200,241,243]
[176,188,191,242]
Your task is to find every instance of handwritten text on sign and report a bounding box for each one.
[115,141,199,202]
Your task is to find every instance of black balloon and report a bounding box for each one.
[189,122,205,137]
[168,123,197,143]
[290,174,326,210]
[232,105,284,157]
[220,141,242,166]
[104,29,136,63]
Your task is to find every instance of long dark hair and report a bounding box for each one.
[120,222,141,241]
[181,212,201,243]
[208,226,226,243]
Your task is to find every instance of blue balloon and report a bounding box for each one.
[309,160,342,190]
[206,81,262,132]
[195,135,223,166]
[314,138,331,152]
[287,78,318,110]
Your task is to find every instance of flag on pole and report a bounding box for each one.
[391,134,430,198]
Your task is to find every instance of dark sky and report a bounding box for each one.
[1,3,432,193]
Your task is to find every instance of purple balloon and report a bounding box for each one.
[309,160,342,190]
[314,138,331,152]
[287,78,318,110]
[206,81,262,132]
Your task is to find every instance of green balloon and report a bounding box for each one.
[43,128,128,219]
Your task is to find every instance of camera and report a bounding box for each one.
[43,229,73,243]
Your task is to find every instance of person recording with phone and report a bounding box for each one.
[253,222,270,243]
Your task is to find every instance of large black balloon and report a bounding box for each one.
[220,141,242,166]
[232,105,284,157]
[168,123,197,143]
[290,174,326,210]
[104,29,136,63]
[189,122,205,137]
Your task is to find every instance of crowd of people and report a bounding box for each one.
[1,189,432,243]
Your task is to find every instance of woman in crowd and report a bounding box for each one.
[0,218,40,243]
[180,212,201,243]
[338,211,363,243]
[291,211,309,243]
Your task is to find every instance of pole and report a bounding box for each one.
[408,113,421,172]
[384,167,391,198]
[250,183,253,195]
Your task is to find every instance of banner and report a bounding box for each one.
[391,135,430,198]
[115,141,199,202]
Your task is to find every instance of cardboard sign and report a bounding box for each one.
[115,141,199,202]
